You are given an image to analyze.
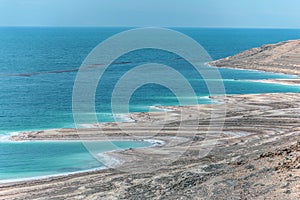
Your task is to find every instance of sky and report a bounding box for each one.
[0,0,300,28]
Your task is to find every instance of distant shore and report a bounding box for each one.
[209,39,300,76]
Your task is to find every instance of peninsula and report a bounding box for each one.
[210,39,300,76]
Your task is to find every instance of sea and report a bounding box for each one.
[0,27,300,181]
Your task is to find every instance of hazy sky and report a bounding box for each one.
[0,0,300,28]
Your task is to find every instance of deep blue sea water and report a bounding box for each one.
[0,27,300,181]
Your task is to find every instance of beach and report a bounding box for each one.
[1,39,300,199]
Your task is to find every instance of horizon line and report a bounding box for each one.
[1,25,300,30]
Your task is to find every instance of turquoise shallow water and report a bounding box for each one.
[0,140,152,182]
[0,27,300,181]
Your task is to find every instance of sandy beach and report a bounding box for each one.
[1,40,300,199]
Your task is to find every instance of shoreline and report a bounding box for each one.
[0,166,106,184]
[1,92,299,199]
[2,79,299,184]
[0,138,165,184]
[246,78,300,86]
[206,63,300,86]
[1,39,300,199]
